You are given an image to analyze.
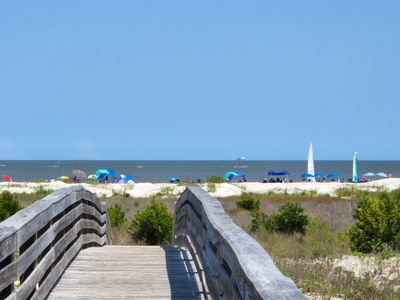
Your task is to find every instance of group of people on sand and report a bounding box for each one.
[263,177,292,183]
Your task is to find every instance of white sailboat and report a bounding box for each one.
[307,143,316,182]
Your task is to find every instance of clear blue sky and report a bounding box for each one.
[1,1,399,160]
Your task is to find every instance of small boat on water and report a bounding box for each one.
[237,157,246,161]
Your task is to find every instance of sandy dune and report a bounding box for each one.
[1,178,400,198]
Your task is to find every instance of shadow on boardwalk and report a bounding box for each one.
[164,246,206,299]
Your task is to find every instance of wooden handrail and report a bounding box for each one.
[173,186,306,300]
[0,185,111,300]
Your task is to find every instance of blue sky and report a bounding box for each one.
[1,1,399,160]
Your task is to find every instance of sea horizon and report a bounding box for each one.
[0,160,398,184]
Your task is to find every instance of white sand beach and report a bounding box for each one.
[1,178,400,198]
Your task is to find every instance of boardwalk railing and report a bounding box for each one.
[0,186,111,300]
[173,186,305,300]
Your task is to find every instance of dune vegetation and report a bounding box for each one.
[9,186,400,299]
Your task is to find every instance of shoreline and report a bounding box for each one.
[1,178,400,198]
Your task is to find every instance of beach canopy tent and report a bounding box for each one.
[267,170,290,176]
[224,171,243,180]
[95,169,115,181]
[376,172,387,178]
[117,175,135,184]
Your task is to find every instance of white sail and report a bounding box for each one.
[308,143,316,182]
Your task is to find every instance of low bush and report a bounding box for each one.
[250,201,309,235]
[266,202,309,234]
[129,199,173,245]
[348,190,400,253]
[0,191,23,222]
[207,176,224,183]
[236,192,260,212]
[108,203,128,227]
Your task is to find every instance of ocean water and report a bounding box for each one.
[0,160,399,183]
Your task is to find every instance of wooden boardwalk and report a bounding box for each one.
[47,246,208,300]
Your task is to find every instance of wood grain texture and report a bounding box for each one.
[47,246,208,300]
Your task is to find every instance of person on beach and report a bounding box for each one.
[388,172,392,178]
[104,175,108,183]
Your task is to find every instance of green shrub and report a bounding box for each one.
[266,202,309,234]
[348,190,400,253]
[207,176,224,183]
[236,193,260,212]
[0,191,23,222]
[108,203,128,227]
[249,202,309,235]
[207,183,216,193]
[250,210,268,232]
[130,200,173,245]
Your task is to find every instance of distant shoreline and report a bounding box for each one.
[1,178,400,198]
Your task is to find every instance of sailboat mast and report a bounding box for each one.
[308,143,316,182]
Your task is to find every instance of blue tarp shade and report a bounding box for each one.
[224,172,243,180]
[267,170,290,176]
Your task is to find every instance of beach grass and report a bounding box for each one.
[222,192,400,299]
[9,183,400,299]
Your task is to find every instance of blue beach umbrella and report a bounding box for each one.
[327,173,341,179]
[224,171,243,180]
[363,172,375,177]
[376,172,387,178]
[301,173,314,178]
[314,172,326,177]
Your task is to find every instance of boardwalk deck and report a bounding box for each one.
[47,245,207,300]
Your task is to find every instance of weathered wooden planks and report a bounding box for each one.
[47,245,208,299]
